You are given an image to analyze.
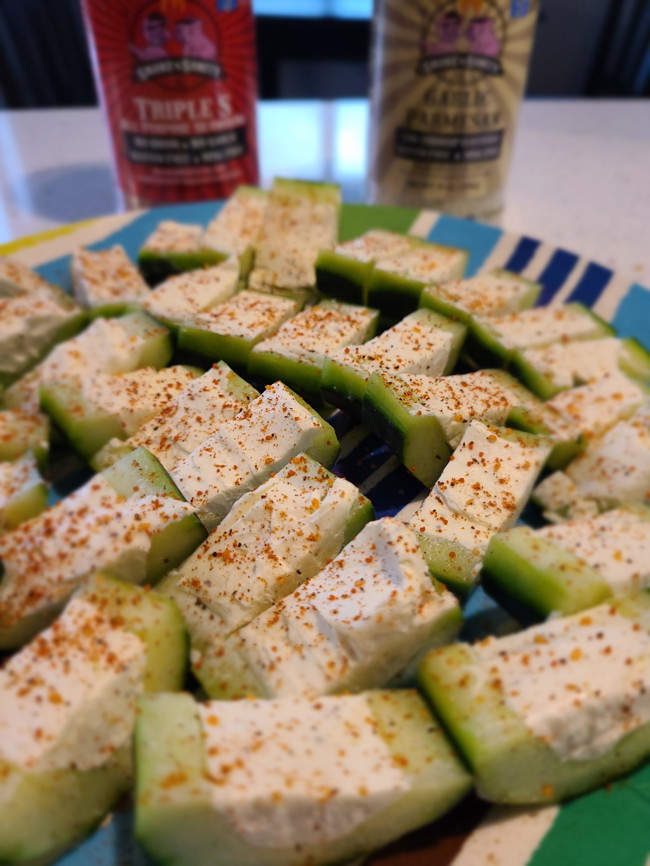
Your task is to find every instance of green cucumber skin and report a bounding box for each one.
[319,362,366,417]
[135,691,471,866]
[0,310,87,390]
[481,529,612,621]
[505,406,585,471]
[177,326,256,370]
[248,351,323,397]
[416,532,481,598]
[366,272,425,319]
[138,249,228,287]
[419,609,650,805]
[315,252,370,305]
[621,337,650,381]
[1,482,49,534]
[40,382,126,462]
[507,353,563,401]
[363,374,451,488]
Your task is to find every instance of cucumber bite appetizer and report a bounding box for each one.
[2,181,650,866]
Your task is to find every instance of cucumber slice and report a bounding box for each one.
[248,300,379,396]
[71,246,150,315]
[509,336,650,401]
[138,220,227,285]
[163,454,373,695]
[0,288,86,388]
[0,454,48,534]
[0,254,59,298]
[0,574,187,863]
[170,382,339,530]
[203,517,461,700]
[367,240,467,318]
[484,507,650,620]
[40,365,199,461]
[481,526,612,619]
[545,372,649,441]
[419,268,540,324]
[5,310,172,414]
[178,290,300,369]
[202,185,268,280]
[0,447,205,648]
[419,595,650,804]
[140,260,239,328]
[363,369,534,488]
[92,362,259,473]
[320,308,466,414]
[315,229,415,304]
[247,178,341,299]
[408,422,551,595]
[0,409,49,467]
[466,302,615,369]
[506,403,584,470]
[135,689,471,866]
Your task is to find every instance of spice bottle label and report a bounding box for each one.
[83,0,259,206]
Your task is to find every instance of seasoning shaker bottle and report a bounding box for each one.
[367,0,538,218]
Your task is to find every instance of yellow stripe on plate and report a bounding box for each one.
[0,219,98,256]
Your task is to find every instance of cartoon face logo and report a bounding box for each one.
[174,17,218,60]
[466,15,501,57]
[424,11,463,56]
[131,12,170,61]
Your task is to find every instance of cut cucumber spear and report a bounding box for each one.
[0,573,187,865]
[135,689,471,866]
[419,594,650,804]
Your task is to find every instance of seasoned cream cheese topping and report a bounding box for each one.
[480,305,606,351]
[0,256,55,297]
[409,491,495,556]
[565,410,650,505]
[104,364,257,472]
[520,337,626,390]
[546,371,646,440]
[66,365,197,435]
[0,409,48,461]
[202,187,267,256]
[178,454,359,632]
[538,508,650,595]
[198,694,408,847]
[249,186,339,291]
[433,421,550,532]
[233,518,458,698]
[142,261,239,323]
[0,597,146,771]
[0,477,194,627]
[475,604,650,761]
[328,309,457,380]
[187,290,298,340]
[171,382,332,527]
[374,243,465,284]
[71,246,150,308]
[251,301,377,366]
[334,229,414,263]
[425,270,534,318]
[141,220,203,254]
[0,290,79,382]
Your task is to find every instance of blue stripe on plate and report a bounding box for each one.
[611,283,650,350]
[34,202,225,291]
[426,214,503,277]
[535,248,580,306]
[503,235,540,273]
[565,261,613,307]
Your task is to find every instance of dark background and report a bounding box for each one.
[0,0,648,109]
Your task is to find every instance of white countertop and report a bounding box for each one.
[1,99,648,284]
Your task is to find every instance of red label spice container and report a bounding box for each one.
[82,0,259,207]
